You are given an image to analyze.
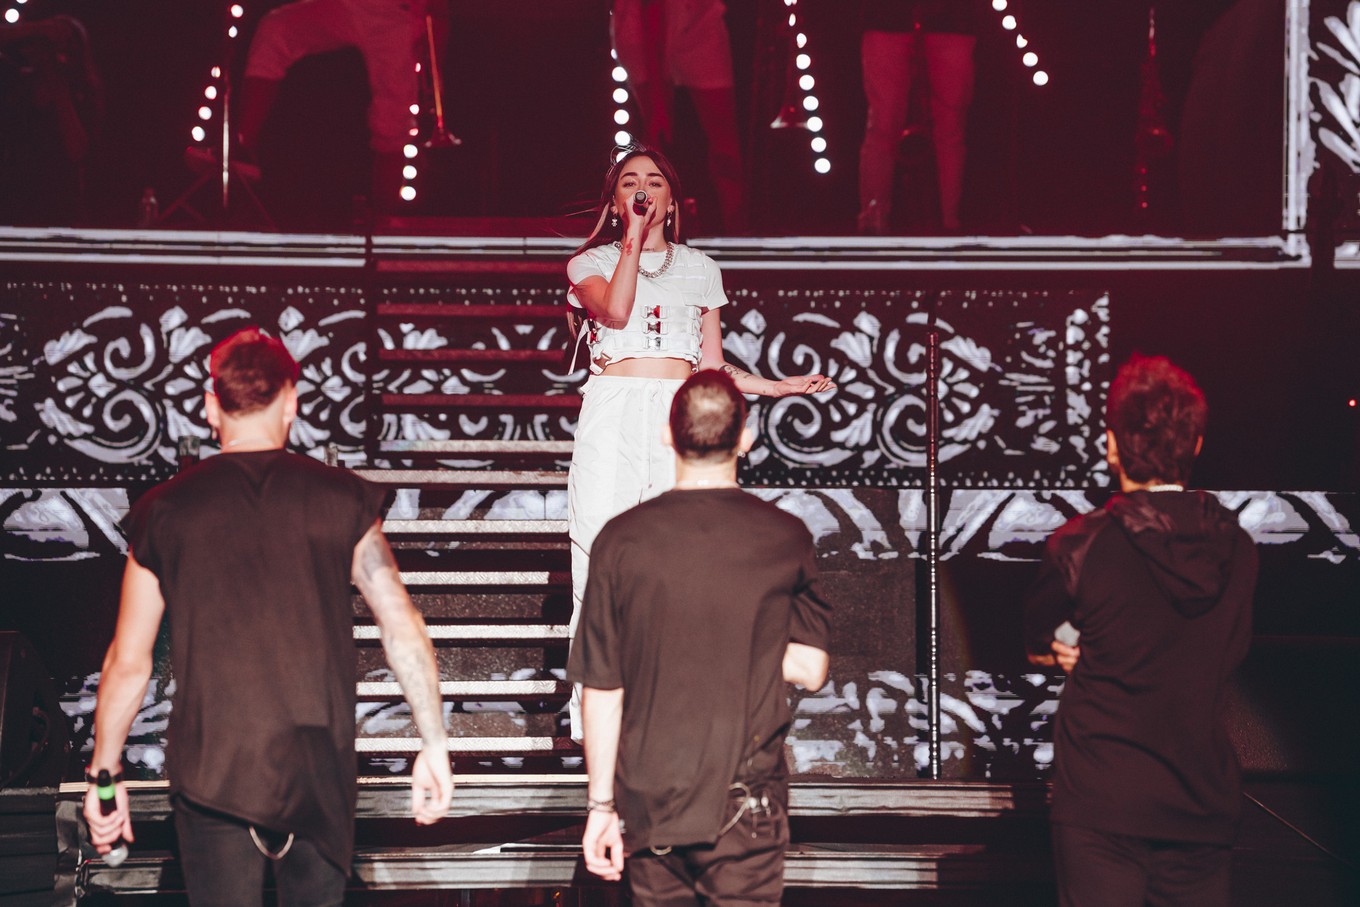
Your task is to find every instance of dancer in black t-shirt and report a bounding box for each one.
[1024,355,1257,907]
[569,369,831,905]
[84,329,452,906]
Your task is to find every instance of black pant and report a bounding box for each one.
[626,786,788,907]
[1051,822,1232,907]
[173,796,347,907]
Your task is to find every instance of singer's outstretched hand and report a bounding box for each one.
[773,374,836,397]
[411,744,454,824]
[83,779,133,854]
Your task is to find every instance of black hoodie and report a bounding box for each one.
[1023,490,1257,844]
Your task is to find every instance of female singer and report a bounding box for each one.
[564,145,834,735]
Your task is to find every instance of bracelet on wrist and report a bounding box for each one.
[85,768,125,785]
[586,797,616,814]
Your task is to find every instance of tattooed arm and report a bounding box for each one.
[699,309,836,397]
[352,520,454,822]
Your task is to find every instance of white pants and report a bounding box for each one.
[244,0,422,153]
[858,30,976,231]
[567,375,685,739]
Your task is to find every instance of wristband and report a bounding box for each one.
[586,797,616,813]
[85,768,125,785]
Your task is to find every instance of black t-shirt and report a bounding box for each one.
[124,449,386,872]
[567,488,832,853]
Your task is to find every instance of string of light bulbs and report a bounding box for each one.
[785,0,830,174]
[992,0,1049,87]
[3,0,27,26]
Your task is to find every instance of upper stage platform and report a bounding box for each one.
[0,225,1337,271]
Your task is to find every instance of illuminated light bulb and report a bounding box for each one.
[615,130,631,145]
[403,164,417,179]
[992,0,1007,10]
[400,185,417,201]
[802,95,819,112]
[4,9,19,23]
[408,127,418,136]
[1016,35,1028,48]
[198,106,213,120]
[1002,15,1016,30]
[788,13,796,26]
[796,53,811,70]
[205,86,218,100]
[612,66,628,82]
[610,47,617,61]
[614,109,630,125]
[799,74,815,91]
[212,66,222,78]
[613,87,628,104]
[228,25,238,37]
[1023,52,1037,67]
[403,144,418,159]
[814,157,831,174]
[796,33,807,49]
[1033,70,1049,86]
[409,103,420,114]
[230,4,244,18]
[807,115,823,132]
[192,126,206,142]
[811,136,827,153]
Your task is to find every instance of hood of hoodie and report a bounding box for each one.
[1105,490,1242,618]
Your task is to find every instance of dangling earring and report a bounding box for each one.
[665,212,672,228]
[610,213,618,228]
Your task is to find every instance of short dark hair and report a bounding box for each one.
[1105,354,1207,484]
[209,328,299,416]
[670,370,747,464]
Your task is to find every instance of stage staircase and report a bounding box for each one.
[51,279,1058,903]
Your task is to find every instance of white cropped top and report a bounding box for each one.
[566,243,729,375]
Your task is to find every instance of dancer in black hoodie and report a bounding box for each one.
[1024,354,1257,907]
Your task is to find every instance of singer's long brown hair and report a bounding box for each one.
[574,145,685,256]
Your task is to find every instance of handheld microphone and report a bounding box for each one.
[1054,621,1081,647]
[95,769,130,867]
[632,190,648,213]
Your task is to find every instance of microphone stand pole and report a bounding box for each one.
[925,310,942,780]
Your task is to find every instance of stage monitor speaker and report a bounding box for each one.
[0,631,69,789]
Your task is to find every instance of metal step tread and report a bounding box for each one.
[356,736,576,754]
[396,570,569,586]
[58,778,1051,820]
[77,843,1050,892]
[357,680,568,698]
[378,303,564,319]
[383,519,568,536]
[354,623,569,641]
[380,393,581,410]
[379,439,574,455]
[357,469,568,486]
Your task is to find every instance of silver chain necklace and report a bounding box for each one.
[615,241,675,279]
